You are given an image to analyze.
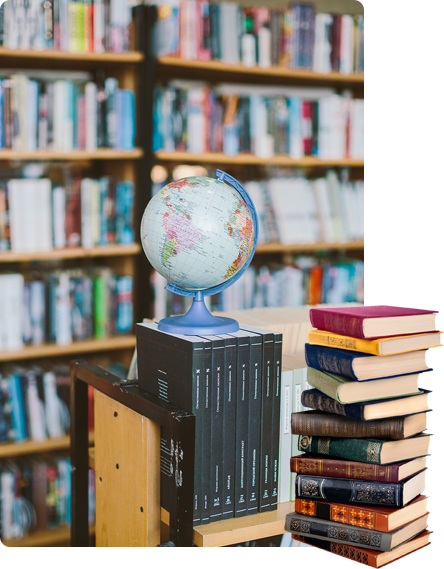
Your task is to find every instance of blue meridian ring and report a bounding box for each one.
[165,169,259,298]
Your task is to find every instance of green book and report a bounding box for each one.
[94,275,107,339]
[297,433,431,465]
[306,366,421,404]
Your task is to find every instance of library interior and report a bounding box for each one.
[0,0,444,568]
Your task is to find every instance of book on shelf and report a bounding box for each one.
[309,305,438,339]
[296,433,431,465]
[306,366,426,404]
[308,329,442,356]
[291,410,429,441]
[294,495,428,533]
[152,1,364,75]
[285,511,429,552]
[0,72,135,151]
[302,388,431,421]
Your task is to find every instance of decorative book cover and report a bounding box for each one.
[309,306,437,339]
[285,512,429,551]
[294,495,428,532]
[290,453,427,483]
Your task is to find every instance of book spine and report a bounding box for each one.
[294,498,391,532]
[308,330,381,355]
[259,335,274,512]
[291,411,407,441]
[270,332,282,510]
[295,474,402,507]
[310,309,365,339]
[285,512,392,551]
[285,513,392,551]
[209,338,224,523]
[290,455,403,483]
[192,344,205,527]
[306,366,342,401]
[246,335,262,515]
[234,335,250,517]
[222,336,237,520]
[305,343,357,380]
[201,341,212,524]
[292,534,380,567]
[298,434,384,464]
[301,389,365,420]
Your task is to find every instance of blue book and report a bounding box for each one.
[65,80,75,149]
[7,374,27,441]
[305,343,432,382]
[152,87,163,152]
[121,89,135,150]
[116,276,133,333]
[105,78,118,147]
[115,181,134,244]
[0,80,4,148]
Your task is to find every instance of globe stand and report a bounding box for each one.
[157,291,239,336]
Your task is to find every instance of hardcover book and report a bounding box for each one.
[285,511,429,551]
[306,366,422,404]
[294,494,428,532]
[305,343,431,381]
[291,410,428,440]
[297,432,431,464]
[294,470,426,508]
[308,329,442,356]
[302,388,431,421]
[309,305,438,339]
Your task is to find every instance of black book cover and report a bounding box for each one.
[238,97,251,153]
[270,10,282,67]
[96,69,107,149]
[136,322,206,526]
[229,330,251,517]
[220,334,237,520]
[200,335,225,523]
[201,338,212,524]
[209,3,221,60]
[270,332,282,510]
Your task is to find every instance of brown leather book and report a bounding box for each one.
[290,453,427,483]
[291,410,428,440]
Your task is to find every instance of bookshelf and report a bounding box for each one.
[0,5,153,548]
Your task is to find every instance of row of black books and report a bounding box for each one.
[153,1,364,75]
[0,72,135,151]
[136,321,283,525]
[0,175,135,252]
[0,455,95,541]
[0,268,133,351]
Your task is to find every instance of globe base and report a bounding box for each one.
[157,291,239,336]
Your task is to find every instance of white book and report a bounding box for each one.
[59,0,69,51]
[26,80,38,150]
[302,179,321,243]
[340,15,354,75]
[85,82,98,150]
[36,179,53,251]
[312,177,336,243]
[313,14,332,73]
[186,88,206,154]
[349,98,364,159]
[26,372,47,441]
[94,0,105,53]
[56,272,72,346]
[326,170,345,242]
[43,371,65,438]
[53,80,66,151]
[241,34,256,67]
[278,368,293,503]
[0,471,17,539]
[23,179,37,251]
[258,26,271,68]
[318,94,347,159]
[290,366,308,501]
[52,186,67,249]
[81,178,94,248]
[91,180,101,246]
[7,180,23,252]
[244,181,267,244]
[3,273,25,351]
[29,280,46,345]
[220,2,240,64]
[254,96,273,159]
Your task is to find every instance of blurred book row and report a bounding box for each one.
[0,175,135,253]
[246,171,363,245]
[152,258,364,319]
[0,72,135,151]
[0,0,133,53]
[0,456,95,540]
[0,269,133,351]
[153,0,364,74]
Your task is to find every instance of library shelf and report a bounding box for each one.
[0,149,143,161]
[0,432,93,460]
[0,335,137,363]
[0,244,142,263]
[156,56,364,85]
[159,502,293,547]
[0,47,144,63]
[255,240,364,253]
[155,151,364,168]
[2,525,95,547]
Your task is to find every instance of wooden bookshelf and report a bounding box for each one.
[0,148,143,161]
[0,432,93,459]
[0,47,144,63]
[0,335,136,362]
[0,243,141,263]
[2,525,95,547]
[157,56,364,85]
[155,150,364,168]
[255,240,364,253]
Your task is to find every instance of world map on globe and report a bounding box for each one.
[141,176,255,291]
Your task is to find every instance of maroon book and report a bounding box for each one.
[309,305,438,340]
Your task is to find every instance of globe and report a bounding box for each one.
[141,169,258,334]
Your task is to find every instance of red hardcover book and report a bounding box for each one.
[65,177,81,247]
[301,100,313,155]
[309,305,438,340]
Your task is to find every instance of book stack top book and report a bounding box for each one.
[286,305,440,565]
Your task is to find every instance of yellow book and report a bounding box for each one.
[308,329,442,356]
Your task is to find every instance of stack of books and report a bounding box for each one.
[285,305,441,566]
